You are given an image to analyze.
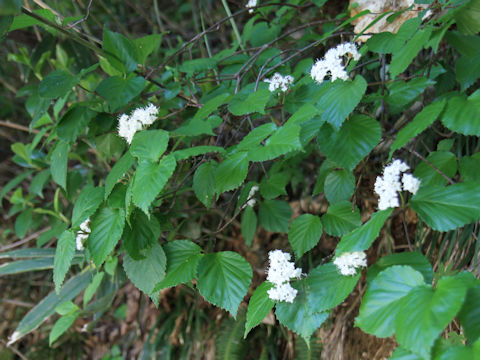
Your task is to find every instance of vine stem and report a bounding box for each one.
[220,0,245,51]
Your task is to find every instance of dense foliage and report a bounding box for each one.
[1,0,480,358]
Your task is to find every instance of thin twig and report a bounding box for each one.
[66,0,93,28]
[407,148,456,184]
[0,227,50,252]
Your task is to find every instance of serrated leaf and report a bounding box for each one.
[317,115,381,171]
[356,266,425,338]
[96,76,146,111]
[237,123,277,151]
[390,100,446,159]
[179,58,217,74]
[390,28,432,78]
[244,282,274,338]
[410,183,480,232]
[122,210,160,259]
[335,209,393,255]
[367,252,433,284]
[229,88,271,116]
[49,312,79,345]
[307,263,360,313]
[395,274,471,358]
[134,33,163,65]
[315,75,367,129]
[193,93,231,121]
[215,152,249,194]
[324,169,355,204]
[441,91,480,136]
[454,0,480,35]
[241,205,257,247]
[130,129,169,162]
[71,186,104,227]
[105,151,135,200]
[321,201,361,237]
[458,283,480,343]
[132,155,176,214]
[248,125,302,162]
[88,206,125,266]
[413,151,457,187]
[53,230,76,294]
[123,242,166,296]
[260,172,288,200]
[258,200,292,233]
[197,252,252,318]
[154,240,203,291]
[386,77,435,115]
[57,106,96,143]
[193,161,217,208]
[288,214,322,258]
[38,70,78,99]
[275,280,329,344]
[83,272,105,306]
[51,140,70,190]
[173,146,224,161]
[103,27,138,73]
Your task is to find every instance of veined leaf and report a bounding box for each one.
[39,70,78,99]
[241,205,257,247]
[288,214,323,259]
[215,152,249,194]
[248,125,302,162]
[324,169,355,204]
[258,200,292,233]
[71,185,104,227]
[244,282,274,338]
[193,161,217,208]
[103,27,138,73]
[229,88,271,116]
[321,201,361,237]
[51,140,71,190]
[237,123,277,151]
[53,230,76,294]
[96,76,146,111]
[104,151,135,200]
[367,252,433,284]
[441,90,480,136]
[130,129,169,162]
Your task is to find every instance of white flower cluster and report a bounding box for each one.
[246,0,257,13]
[374,159,421,210]
[266,250,302,303]
[75,218,90,251]
[310,42,361,83]
[118,103,159,144]
[264,73,294,93]
[333,251,367,276]
[246,185,259,207]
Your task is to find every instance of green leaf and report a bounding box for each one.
[0,0,22,15]
[413,151,457,187]
[259,172,288,200]
[237,123,276,151]
[173,146,224,161]
[0,258,56,275]
[248,125,302,162]
[456,54,480,91]
[335,209,393,255]
[229,88,271,116]
[275,280,329,344]
[193,161,217,208]
[441,91,480,136]
[15,208,33,239]
[367,252,433,284]
[315,75,367,129]
[49,312,79,345]
[57,106,96,143]
[53,230,76,294]
[0,170,32,203]
[215,152,249,194]
[317,115,381,171]
[324,169,355,204]
[389,346,424,360]
[458,283,480,343]
[122,210,160,259]
[96,76,146,111]
[395,274,471,358]
[197,252,252,318]
[88,205,125,266]
[321,201,361,237]
[390,100,446,159]
[132,155,176,214]
[258,200,292,233]
[154,240,203,291]
[410,183,480,232]
[134,33,163,65]
[193,93,231,121]
[174,116,221,136]
[83,272,105,305]
[241,205,257,247]
[244,282,275,338]
[356,265,425,338]
[123,243,166,296]
[8,269,92,345]
[103,27,138,73]
[51,140,71,190]
[39,70,78,99]
[385,77,435,115]
[288,214,323,258]
[179,58,217,74]
[307,263,360,313]
[454,0,480,35]
[390,28,432,78]
[459,154,480,182]
[72,186,104,227]
[105,150,135,200]
[130,129,169,162]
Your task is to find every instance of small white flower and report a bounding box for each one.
[267,282,298,303]
[374,159,421,210]
[246,185,259,207]
[117,104,159,144]
[246,0,257,13]
[310,42,361,83]
[264,73,294,93]
[333,251,367,276]
[266,250,302,302]
[402,173,421,195]
[75,218,91,251]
